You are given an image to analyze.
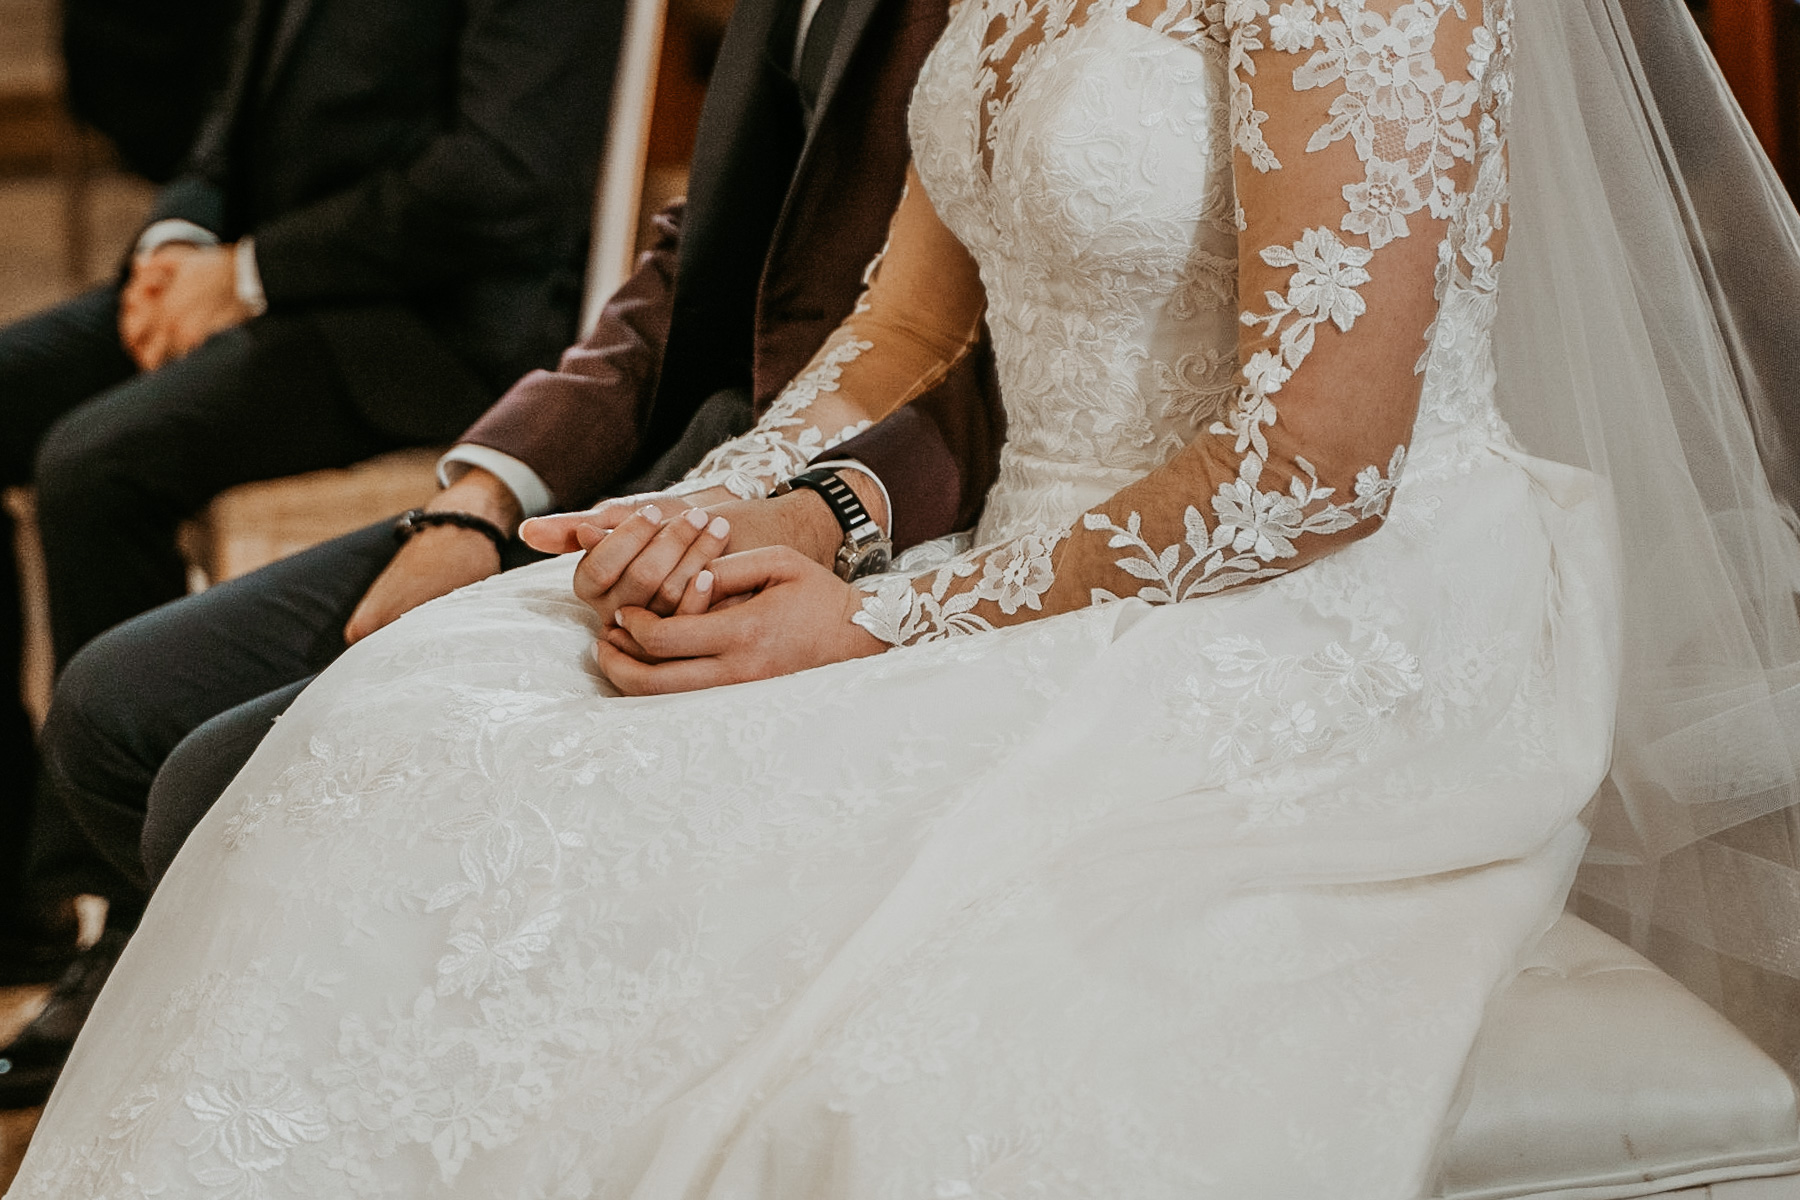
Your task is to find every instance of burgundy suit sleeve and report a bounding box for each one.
[459,203,684,508]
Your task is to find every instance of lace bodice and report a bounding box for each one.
[680,0,1514,644]
[912,0,1243,541]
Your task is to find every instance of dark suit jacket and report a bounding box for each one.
[462,0,1004,551]
[145,0,624,440]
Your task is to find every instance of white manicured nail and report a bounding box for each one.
[685,507,708,529]
[708,517,730,538]
[640,504,662,523]
[695,570,714,594]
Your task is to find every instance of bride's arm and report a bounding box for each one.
[669,166,990,501]
[856,0,1507,645]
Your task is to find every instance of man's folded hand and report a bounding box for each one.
[119,244,255,371]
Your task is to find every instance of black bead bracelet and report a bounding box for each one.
[393,508,509,554]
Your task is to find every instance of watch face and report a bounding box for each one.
[840,542,892,581]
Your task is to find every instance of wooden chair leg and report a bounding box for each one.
[4,488,53,730]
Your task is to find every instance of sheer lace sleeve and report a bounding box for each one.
[855,0,1509,645]
[671,167,989,501]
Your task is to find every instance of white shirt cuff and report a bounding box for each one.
[811,459,893,536]
[135,219,220,256]
[234,237,268,316]
[437,445,556,519]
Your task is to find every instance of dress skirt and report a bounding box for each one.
[9,429,1619,1199]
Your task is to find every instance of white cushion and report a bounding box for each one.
[1437,915,1800,1200]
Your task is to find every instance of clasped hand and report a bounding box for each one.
[520,492,883,695]
[119,243,255,371]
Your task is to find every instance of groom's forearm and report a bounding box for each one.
[761,472,888,570]
[458,203,687,509]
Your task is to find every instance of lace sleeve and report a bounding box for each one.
[856,0,1509,645]
[671,166,988,501]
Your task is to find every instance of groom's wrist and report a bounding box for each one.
[430,468,524,534]
[770,489,846,568]
[767,463,892,573]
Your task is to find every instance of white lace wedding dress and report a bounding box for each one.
[11,1,1620,1195]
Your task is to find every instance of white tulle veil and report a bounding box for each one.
[1497,0,1800,1073]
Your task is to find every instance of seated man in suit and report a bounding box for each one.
[0,0,1001,1108]
[0,0,623,989]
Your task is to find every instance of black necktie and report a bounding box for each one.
[771,0,854,133]
[795,0,850,118]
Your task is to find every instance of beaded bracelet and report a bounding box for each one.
[393,508,509,555]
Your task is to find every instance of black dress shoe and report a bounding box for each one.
[0,928,128,1109]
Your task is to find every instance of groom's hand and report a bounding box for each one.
[344,469,522,645]
[597,547,883,694]
[540,468,888,639]
[560,489,849,630]
[519,469,882,555]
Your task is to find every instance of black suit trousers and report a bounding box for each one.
[0,287,434,921]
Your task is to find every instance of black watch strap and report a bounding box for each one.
[778,468,876,537]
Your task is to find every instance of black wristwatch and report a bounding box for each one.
[772,468,893,581]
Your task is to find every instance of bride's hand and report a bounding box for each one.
[596,547,883,694]
[569,503,735,629]
[563,489,861,628]
[518,486,736,553]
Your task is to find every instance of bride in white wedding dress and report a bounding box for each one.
[12,0,1800,1195]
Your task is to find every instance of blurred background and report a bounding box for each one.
[0,0,725,323]
[0,0,169,327]
[1685,0,1800,193]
